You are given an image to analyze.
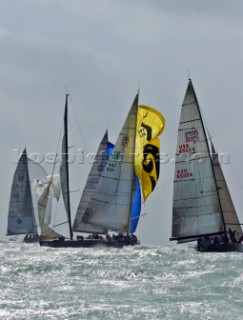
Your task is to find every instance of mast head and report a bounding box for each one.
[133,91,139,107]
[187,69,192,83]
[186,78,195,96]
[65,93,69,102]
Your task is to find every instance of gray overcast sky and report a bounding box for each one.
[1,0,243,245]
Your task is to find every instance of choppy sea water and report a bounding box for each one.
[0,242,243,320]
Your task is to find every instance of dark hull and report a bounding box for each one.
[197,243,243,252]
[124,240,141,246]
[23,236,40,243]
[39,239,124,248]
[23,238,39,243]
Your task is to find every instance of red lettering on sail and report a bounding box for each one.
[178,144,196,154]
[177,168,193,179]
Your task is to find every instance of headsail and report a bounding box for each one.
[82,94,139,233]
[38,182,63,241]
[211,143,243,238]
[31,174,61,202]
[108,142,142,234]
[7,149,37,235]
[72,131,109,234]
[28,158,51,231]
[171,80,225,241]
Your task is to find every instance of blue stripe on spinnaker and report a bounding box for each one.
[108,141,141,233]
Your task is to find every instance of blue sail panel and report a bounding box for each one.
[107,142,114,158]
[108,142,141,233]
[130,177,141,233]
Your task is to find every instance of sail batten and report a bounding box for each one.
[179,119,201,124]
[174,194,217,201]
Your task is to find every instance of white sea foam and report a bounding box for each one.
[0,242,243,319]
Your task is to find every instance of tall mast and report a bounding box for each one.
[189,79,227,238]
[128,91,139,234]
[64,94,73,240]
[25,149,38,236]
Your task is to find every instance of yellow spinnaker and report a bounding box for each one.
[135,105,165,201]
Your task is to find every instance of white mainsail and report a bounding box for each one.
[82,94,139,233]
[72,131,109,234]
[7,149,49,237]
[171,80,225,240]
[7,149,36,235]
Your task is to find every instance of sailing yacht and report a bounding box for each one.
[72,132,142,245]
[82,92,165,243]
[170,79,243,252]
[39,93,165,247]
[7,148,47,243]
[38,95,127,248]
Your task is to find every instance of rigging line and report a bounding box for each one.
[141,202,147,242]
[52,196,60,228]
[50,116,64,178]
[69,95,89,155]
[228,163,243,192]
[130,212,147,221]
[193,88,226,235]
[38,117,64,235]
[187,68,191,80]
[64,98,84,194]
[200,106,225,153]
[201,107,243,192]
[142,201,147,216]
[53,221,69,228]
